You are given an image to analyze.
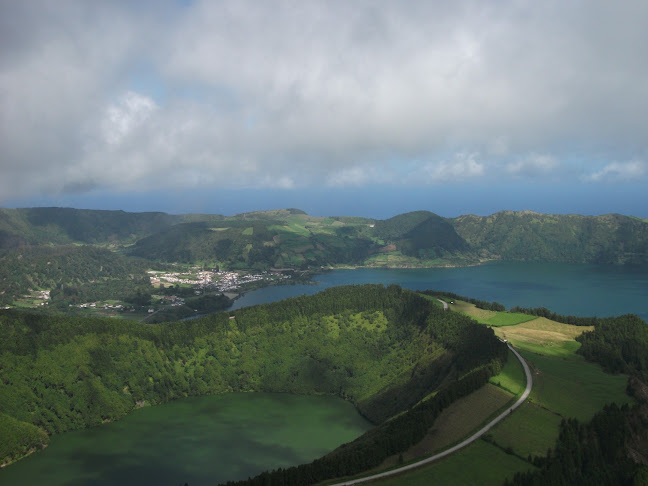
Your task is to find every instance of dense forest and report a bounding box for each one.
[452,211,648,265]
[0,245,154,307]
[0,284,506,468]
[577,314,648,380]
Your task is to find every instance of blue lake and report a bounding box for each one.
[231,262,648,321]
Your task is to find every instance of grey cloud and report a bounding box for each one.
[1,0,648,201]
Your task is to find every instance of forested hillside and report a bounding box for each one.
[0,245,153,307]
[452,211,648,264]
[0,284,505,470]
[0,207,177,248]
[373,210,469,258]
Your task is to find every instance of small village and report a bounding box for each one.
[146,268,291,292]
[66,268,293,314]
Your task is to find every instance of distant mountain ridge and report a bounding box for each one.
[453,210,648,264]
[1,207,647,266]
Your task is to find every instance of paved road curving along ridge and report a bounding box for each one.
[331,343,533,485]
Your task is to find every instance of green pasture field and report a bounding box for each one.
[521,349,632,421]
[512,339,581,358]
[368,439,534,486]
[489,349,526,396]
[481,312,537,327]
[488,402,562,458]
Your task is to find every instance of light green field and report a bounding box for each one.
[481,312,538,327]
[488,402,562,458]
[489,349,526,396]
[369,439,534,486]
[494,317,632,420]
[494,317,593,358]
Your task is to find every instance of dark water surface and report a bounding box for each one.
[0,393,371,486]
[231,262,648,321]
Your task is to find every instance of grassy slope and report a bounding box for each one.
[370,303,633,485]
[519,350,631,420]
[366,347,529,485]
[489,348,526,396]
[488,402,562,458]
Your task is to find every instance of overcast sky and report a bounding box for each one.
[1,0,647,218]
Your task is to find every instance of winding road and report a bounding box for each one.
[331,343,533,485]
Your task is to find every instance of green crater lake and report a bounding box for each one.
[0,393,372,486]
[3,262,647,485]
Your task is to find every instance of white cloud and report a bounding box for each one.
[102,92,158,146]
[507,153,558,176]
[419,152,484,183]
[583,160,647,182]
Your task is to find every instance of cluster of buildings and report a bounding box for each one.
[77,302,124,310]
[147,269,290,292]
[215,271,289,291]
[147,270,213,287]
